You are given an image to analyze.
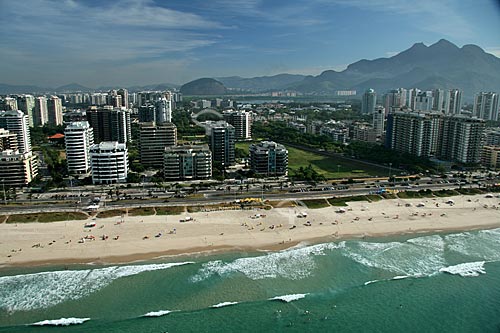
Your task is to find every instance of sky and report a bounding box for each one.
[0,0,499,88]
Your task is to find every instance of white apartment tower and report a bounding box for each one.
[0,110,32,153]
[473,92,499,121]
[90,141,128,184]
[65,121,94,176]
[444,89,462,115]
[372,105,385,138]
[155,94,172,123]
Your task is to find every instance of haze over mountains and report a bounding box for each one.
[2,39,499,99]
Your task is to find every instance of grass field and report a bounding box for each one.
[7,212,88,223]
[236,142,385,179]
[301,199,330,209]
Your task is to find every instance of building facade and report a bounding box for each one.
[34,96,48,126]
[208,121,235,167]
[0,110,32,153]
[0,150,38,187]
[444,89,462,115]
[90,141,128,184]
[481,146,500,169]
[64,121,94,176]
[139,122,177,168]
[163,145,212,180]
[223,110,252,140]
[87,106,131,144]
[362,89,376,114]
[249,141,288,176]
[473,92,499,121]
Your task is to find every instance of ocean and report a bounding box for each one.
[1,228,500,332]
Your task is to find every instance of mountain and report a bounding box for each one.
[290,39,500,99]
[180,78,227,95]
[55,83,93,92]
[217,74,306,92]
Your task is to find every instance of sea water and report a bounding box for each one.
[1,228,500,332]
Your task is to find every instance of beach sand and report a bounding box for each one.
[1,194,499,267]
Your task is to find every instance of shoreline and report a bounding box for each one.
[1,193,499,270]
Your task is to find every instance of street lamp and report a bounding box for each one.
[1,179,5,205]
[388,163,392,186]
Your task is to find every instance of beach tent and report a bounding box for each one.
[336,208,346,213]
[446,199,454,204]
[417,202,425,207]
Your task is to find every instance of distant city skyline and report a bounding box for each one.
[1,0,499,88]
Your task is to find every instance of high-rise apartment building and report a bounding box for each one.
[444,89,462,115]
[407,88,421,110]
[117,88,129,108]
[223,110,252,140]
[64,121,94,175]
[432,89,445,112]
[0,128,18,151]
[481,146,500,169]
[34,96,48,126]
[383,88,406,115]
[139,122,177,168]
[437,115,485,164]
[362,89,376,114]
[473,92,499,121]
[387,111,442,157]
[414,91,434,111]
[163,145,212,180]
[86,106,131,144]
[47,96,63,126]
[372,105,385,138]
[155,94,172,123]
[249,141,288,176]
[0,150,38,187]
[208,121,235,167]
[0,110,31,153]
[0,97,18,111]
[90,141,128,184]
[16,95,35,127]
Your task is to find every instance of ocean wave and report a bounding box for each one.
[445,228,500,261]
[142,310,174,317]
[211,301,238,308]
[31,317,90,326]
[439,261,486,277]
[341,235,445,277]
[191,242,344,282]
[0,262,193,312]
[269,293,308,303]
[364,280,380,286]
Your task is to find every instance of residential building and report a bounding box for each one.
[0,97,18,111]
[86,106,131,144]
[90,141,128,184]
[208,121,235,167]
[362,89,376,114]
[414,91,434,111]
[481,146,500,169]
[383,88,406,115]
[352,124,378,143]
[388,111,442,157]
[117,88,129,108]
[34,96,48,126]
[47,96,63,126]
[155,94,172,123]
[64,121,94,176]
[0,110,31,153]
[0,150,38,187]
[163,145,212,180]
[138,104,156,123]
[485,128,500,146]
[0,128,18,151]
[249,141,288,176]
[139,122,177,168]
[16,95,35,126]
[373,105,385,138]
[432,89,445,112]
[473,92,499,121]
[223,110,252,140]
[438,115,485,164]
[444,89,462,115]
[407,88,421,110]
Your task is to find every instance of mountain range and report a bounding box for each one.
[1,39,499,99]
[214,39,500,99]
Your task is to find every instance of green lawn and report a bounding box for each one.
[236,142,386,179]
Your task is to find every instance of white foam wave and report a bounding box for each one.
[445,228,500,261]
[269,293,308,303]
[364,280,380,286]
[0,262,193,312]
[191,242,344,282]
[341,235,445,277]
[439,261,486,277]
[211,301,238,308]
[391,275,412,280]
[31,317,90,326]
[142,310,174,317]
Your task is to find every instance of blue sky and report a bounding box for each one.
[1,0,499,87]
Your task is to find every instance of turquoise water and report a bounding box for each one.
[1,228,500,332]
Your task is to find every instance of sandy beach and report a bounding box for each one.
[1,194,500,267]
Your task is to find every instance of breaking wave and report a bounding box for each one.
[269,293,308,303]
[0,262,193,312]
[31,317,90,326]
[439,261,486,277]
